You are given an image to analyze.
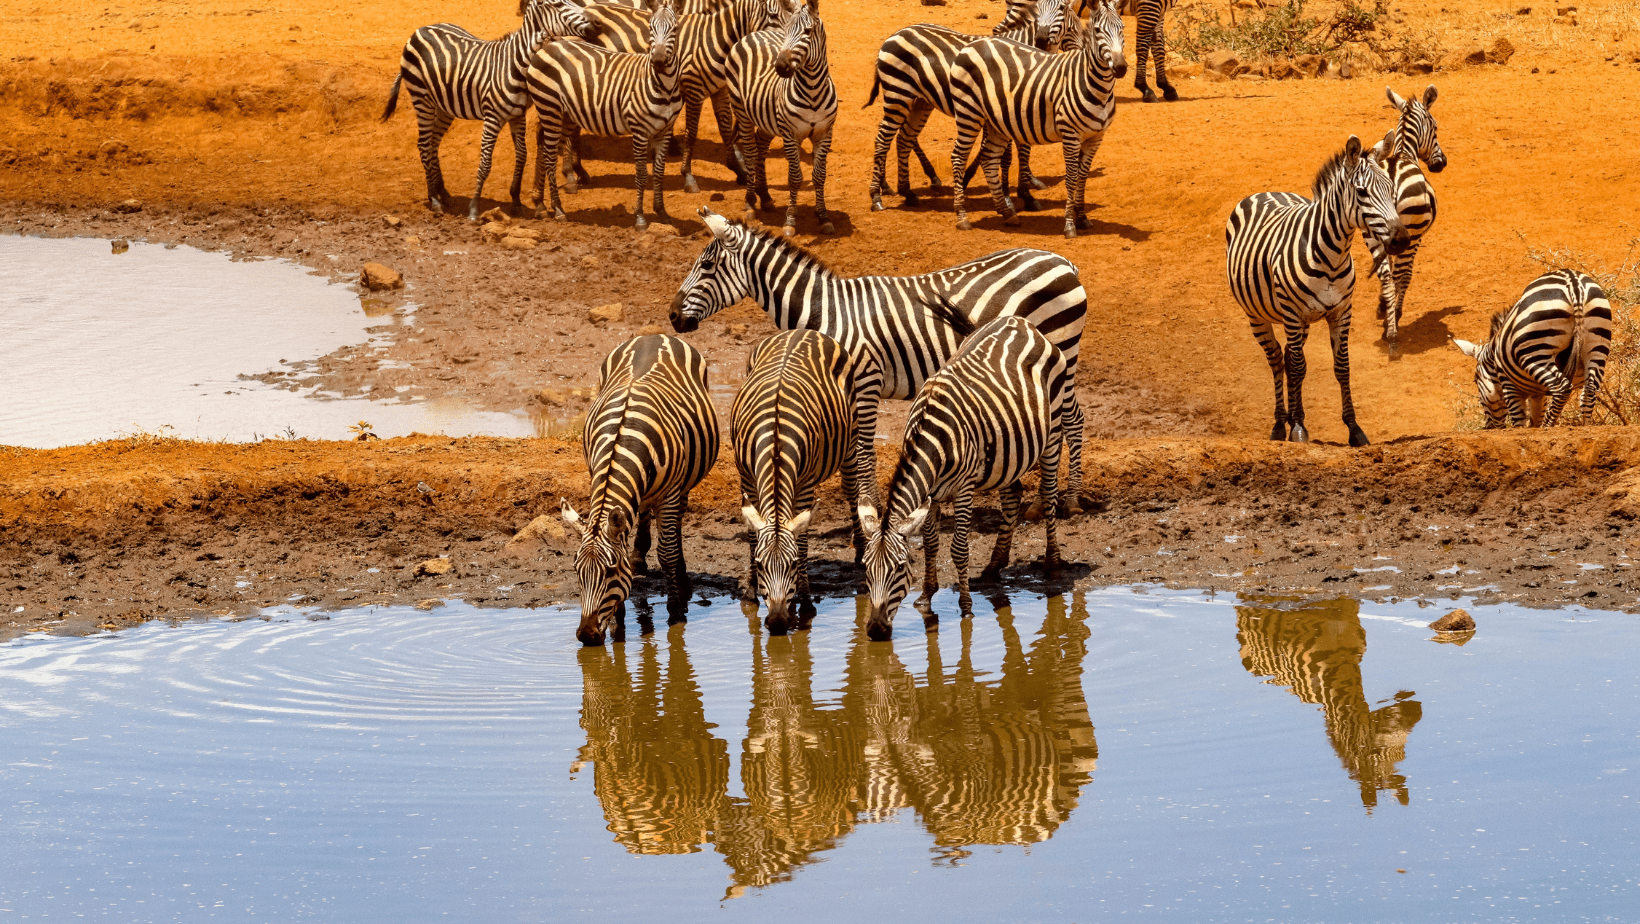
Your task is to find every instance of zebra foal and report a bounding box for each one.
[562,334,720,645]
[1225,135,1408,447]
[859,317,1069,642]
[382,0,592,220]
[528,0,683,230]
[732,329,883,635]
[1453,270,1612,428]
[1372,85,1447,349]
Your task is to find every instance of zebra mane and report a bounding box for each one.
[730,220,841,278]
[1309,142,1360,201]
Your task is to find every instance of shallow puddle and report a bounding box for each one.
[1,587,1635,921]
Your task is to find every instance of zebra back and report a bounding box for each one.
[529,0,682,138]
[729,0,836,140]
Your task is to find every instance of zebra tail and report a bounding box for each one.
[863,72,881,109]
[381,72,403,123]
[922,293,976,338]
[1568,284,1587,381]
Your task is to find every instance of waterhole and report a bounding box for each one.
[2,587,1635,920]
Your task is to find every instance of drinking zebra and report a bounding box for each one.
[732,330,884,634]
[561,334,720,645]
[1452,269,1612,428]
[1372,85,1447,349]
[858,317,1069,641]
[864,0,1069,212]
[949,0,1125,237]
[1225,135,1408,447]
[381,0,592,220]
[728,0,839,235]
[528,0,683,230]
[672,206,1092,507]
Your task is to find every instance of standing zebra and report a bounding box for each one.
[864,0,1070,212]
[382,0,592,220]
[1080,0,1178,102]
[1453,270,1612,428]
[728,0,839,235]
[561,334,720,646]
[949,0,1125,237]
[732,330,883,634]
[1225,135,1408,447]
[1371,85,1447,349]
[528,0,683,230]
[859,317,1069,642]
[672,206,1092,507]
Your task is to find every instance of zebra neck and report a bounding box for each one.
[1394,122,1421,164]
[743,236,842,331]
[1072,29,1113,96]
[1315,171,1362,242]
[884,422,969,528]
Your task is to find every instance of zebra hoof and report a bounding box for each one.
[1269,423,1287,441]
[1003,214,1021,227]
[743,209,757,222]
[683,178,700,194]
[553,209,568,222]
[1162,86,1179,102]
[978,566,1004,585]
[1288,425,1310,444]
[1348,427,1371,448]
[870,198,884,212]
[1029,176,1048,191]
[1019,197,1042,213]
[819,221,836,235]
[1063,227,1077,239]
[1142,89,1159,103]
[634,215,649,231]
[956,219,972,231]
[782,224,796,237]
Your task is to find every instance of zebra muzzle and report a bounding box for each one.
[668,295,699,332]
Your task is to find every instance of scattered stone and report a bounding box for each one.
[646,222,678,237]
[479,220,511,242]
[504,514,577,560]
[1556,4,1576,13]
[1405,58,1435,75]
[975,11,988,18]
[580,254,600,269]
[1555,12,1578,24]
[500,235,537,250]
[414,598,445,611]
[1446,46,1488,68]
[1488,37,1516,64]
[98,140,128,160]
[921,0,946,6]
[415,557,453,577]
[507,227,545,242]
[112,199,142,214]
[1516,5,1531,13]
[405,235,422,249]
[1268,58,1297,80]
[588,302,624,325]
[383,215,402,228]
[360,262,404,291]
[638,323,664,336]
[1429,608,1476,632]
[1204,50,1247,77]
[1172,61,1205,78]
[110,239,129,254]
[728,322,751,340]
[709,192,725,202]
[479,206,511,224]
[1292,54,1327,78]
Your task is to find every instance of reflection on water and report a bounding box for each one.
[1236,597,1423,810]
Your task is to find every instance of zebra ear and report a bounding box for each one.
[1452,337,1482,359]
[1368,130,1394,165]
[698,207,732,241]
[741,504,769,533]
[1386,86,1407,111]
[857,505,881,537]
[1423,84,1438,107]
[897,504,930,538]
[560,498,586,535]
[787,509,813,536]
[606,506,631,538]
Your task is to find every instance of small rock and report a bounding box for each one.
[1292,54,1327,78]
[588,302,624,325]
[975,11,988,18]
[1556,4,1576,13]
[1405,58,1435,75]
[709,192,725,202]
[646,222,678,237]
[1488,37,1516,64]
[414,598,445,611]
[1554,12,1577,24]
[479,206,511,224]
[383,215,402,228]
[501,235,536,250]
[535,387,566,407]
[638,323,664,336]
[1428,608,1476,632]
[1516,5,1532,13]
[110,239,129,254]
[580,254,600,269]
[728,322,751,340]
[1268,58,1297,80]
[480,220,511,242]
[1172,61,1204,78]
[1339,60,1355,79]
[112,199,143,214]
[360,262,404,291]
[504,514,577,560]
[415,557,453,577]
[405,235,422,249]
[1204,50,1246,77]
[507,227,545,242]
[921,0,946,5]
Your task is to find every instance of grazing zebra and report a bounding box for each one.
[729,0,839,235]
[1372,85,1447,348]
[1452,269,1612,428]
[561,334,720,646]
[733,329,884,634]
[672,206,1092,505]
[528,0,683,229]
[864,0,1068,212]
[1225,135,1408,447]
[858,317,1069,642]
[381,0,592,220]
[949,0,1125,237]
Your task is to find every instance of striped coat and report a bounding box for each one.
[1453,270,1612,428]
[561,334,720,645]
[859,317,1070,641]
[1372,85,1447,347]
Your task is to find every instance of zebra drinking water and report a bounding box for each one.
[381,0,592,220]
[1452,269,1612,428]
[858,317,1070,642]
[1225,134,1409,447]
[1372,85,1447,349]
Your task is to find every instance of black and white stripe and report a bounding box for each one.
[1453,269,1612,428]
[561,334,721,646]
[858,317,1069,641]
[1225,134,1408,447]
[1082,0,1177,102]
[672,206,1090,502]
[381,0,592,220]
[528,0,683,230]
[732,330,883,635]
[729,0,839,235]
[1371,85,1447,347]
[949,0,1125,237]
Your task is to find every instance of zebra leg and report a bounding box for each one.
[1249,320,1288,440]
[1368,238,1394,323]
[812,128,835,236]
[634,511,653,576]
[870,99,909,211]
[1325,310,1370,447]
[908,120,941,190]
[532,114,568,222]
[780,135,803,235]
[1016,145,1042,212]
[658,491,691,623]
[417,108,454,214]
[980,481,1025,583]
[950,482,978,596]
[1583,355,1608,420]
[507,115,528,216]
[650,132,669,223]
[1135,35,1156,103]
[631,134,653,231]
[795,490,818,628]
[681,93,705,194]
[1060,390,1088,515]
[980,133,1018,226]
[921,503,942,600]
[1527,358,1576,427]
[1060,137,1085,238]
[1281,321,1315,443]
[1500,382,1528,428]
[1389,243,1420,346]
[1021,144,1047,191]
[708,88,749,185]
[950,110,983,231]
[848,356,885,563]
[564,125,590,193]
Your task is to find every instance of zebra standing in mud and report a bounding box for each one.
[671,206,1092,507]
[864,0,1067,212]
[382,0,592,220]
[1371,85,1447,350]
[1452,269,1612,428]
[728,0,839,235]
[528,0,683,229]
[732,330,884,635]
[561,334,720,646]
[858,317,1069,642]
[949,0,1126,237]
[1225,135,1408,447]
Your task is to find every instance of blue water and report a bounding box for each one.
[0,587,1635,922]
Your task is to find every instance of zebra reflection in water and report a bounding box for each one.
[1235,597,1423,810]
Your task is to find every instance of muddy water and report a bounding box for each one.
[0,236,534,446]
[1,588,1635,921]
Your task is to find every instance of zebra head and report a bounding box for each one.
[523,0,595,40]
[1032,0,1063,50]
[648,0,680,68]
[1452,337,1507,428]
[671,207,755,332]
[1059,0,1126,78]
[742,505,813,634]
[858,503,929,642]
[992,0,1039,45]
[1349,134,1411,256]
[1387,85,1446,173]
[561,499,637,645]
[772,0,823,79]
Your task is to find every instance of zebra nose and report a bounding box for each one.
[576,624,605,646]
[668,296,698,332]
[1389,227,1411,254]
[1113,61,1128,79]
[1429,155,1447,173]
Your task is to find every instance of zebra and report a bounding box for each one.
[1371,85,1447,349]
[728,0,839,235]
[528,0,683,230]
[672,206,1093,507]
[732,329,884,635]
[864,0,1072,213]
[1078,0,1177,102]
[949,0,1125,237]
[1452,269,1612,428]
[381,0,592,221]
[560,333,720,645]
[858,317,1069,642]
[1225,134,1409,447]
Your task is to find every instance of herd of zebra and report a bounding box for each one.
[380,0,1617,643]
